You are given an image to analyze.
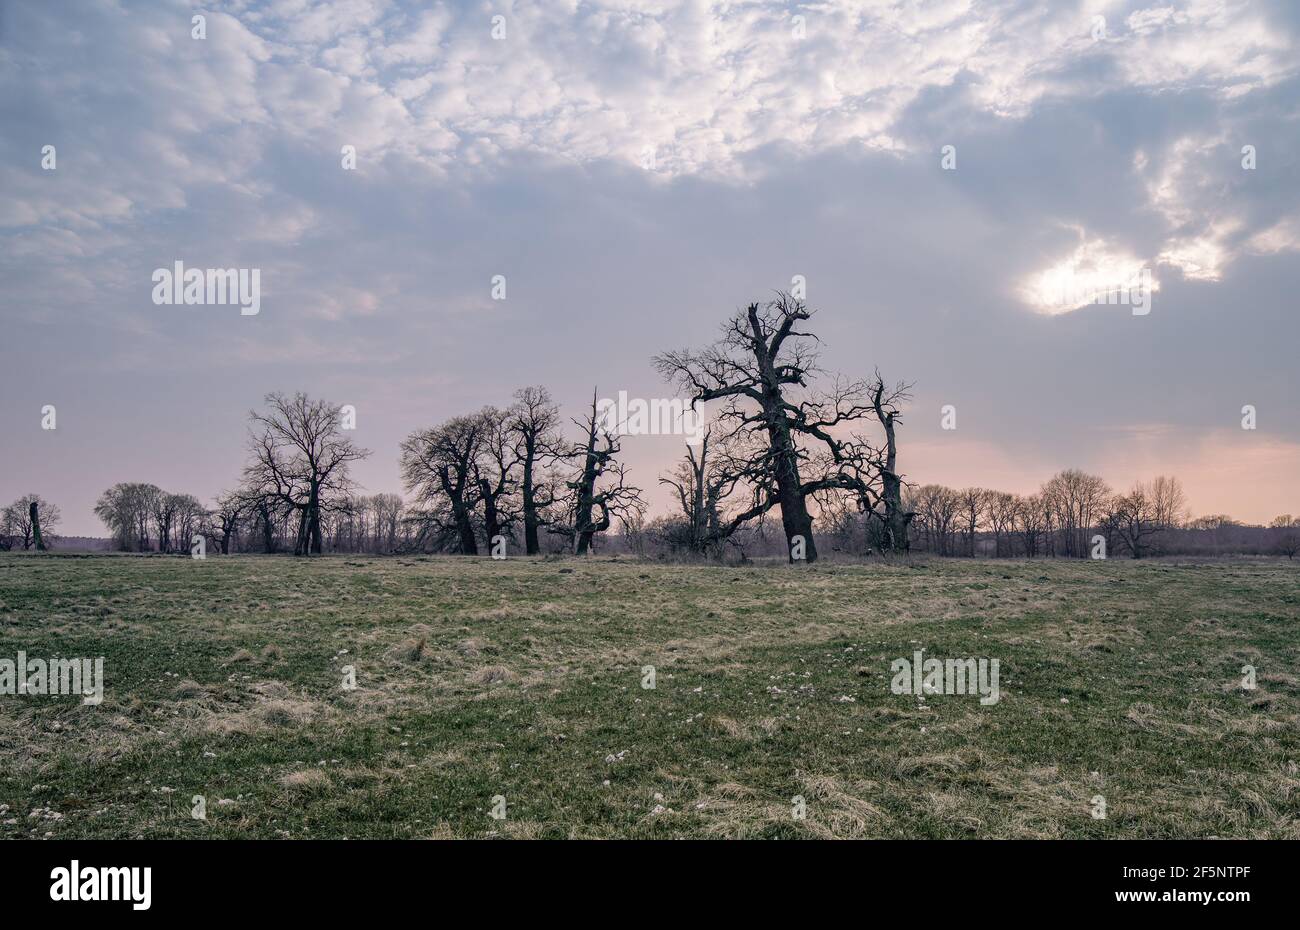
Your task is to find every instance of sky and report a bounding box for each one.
[1,0,1298,537]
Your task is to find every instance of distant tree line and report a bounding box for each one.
[93,484,207,553]
[32,292,1293,562]
[895,471,1185,559]
[814,470,1298,560]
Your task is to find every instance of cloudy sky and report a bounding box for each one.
[2,0,1297,536]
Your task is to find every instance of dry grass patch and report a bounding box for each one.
[173,679,207,699]
[469,665,515,686]
[797,773,889,838]
[279,769,331,794]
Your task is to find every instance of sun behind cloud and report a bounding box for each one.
[1019,233,1158,316]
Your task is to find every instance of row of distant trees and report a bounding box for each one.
[84,294,917,562]
[814,471,1300,560]
[906,471,1186,559]
[13,293,1295,562]
[93,485,208,553]
[89,386,645,558]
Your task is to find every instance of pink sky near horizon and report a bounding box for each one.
[902,431,1300,525]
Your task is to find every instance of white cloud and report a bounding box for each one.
[1020,233,1157,315]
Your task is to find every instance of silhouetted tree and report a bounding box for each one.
[401,411,492,554]
[656,293,891,563]
[475,406,521,549]
[868,372,913,552]
[3,494,60,550]
[555,390,644,555]
[94,483,161,551]
[243,392,370,556]
[508,386,563,555]
[658,428,741,556]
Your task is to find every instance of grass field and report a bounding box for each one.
[1,552,1297,839]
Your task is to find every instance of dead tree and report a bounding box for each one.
[658,428,740,556]
[654,293,892,563]
[559,390,644,555]
[868,371,913,552]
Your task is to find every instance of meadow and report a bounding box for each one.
[1,552,1297,839]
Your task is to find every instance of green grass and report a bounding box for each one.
[1,552,1297,838]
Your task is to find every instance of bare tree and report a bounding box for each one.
[236,488,289,553]
[370,493,405,552]
[1104,476,1185,558]
[243,392,370,556]
[986,490,1017,557]
[1149,475,1187,529]
[171,494,208,554]
[957,487,987,557]
[1042,469,1111,558]
[1270,515,1300,559]
[555,390,645,555]
[867,372,914,551]
[1010,494,1044,557]
[508,386,564,555]
[658,428,742,556]
[654,293,890,563]
[907,484,960,555]
[3,494,60,550]
[152,494,180,553]
[401,412,492,554]
[94,483,161,551]
[213,492,244,555]
[475,406,521,549]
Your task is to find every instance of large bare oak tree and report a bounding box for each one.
[654,293,898,563]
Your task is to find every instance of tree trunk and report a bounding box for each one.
[453,498,478,554]
[480,478,502,545]
[875,401,910,553]
[768,418,817,563]
[573,405,601,556]
[30,501,46,551]
[521,449,540,554]
[259,501,276,553]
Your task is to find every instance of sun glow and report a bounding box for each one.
[1020,237,1158,316]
